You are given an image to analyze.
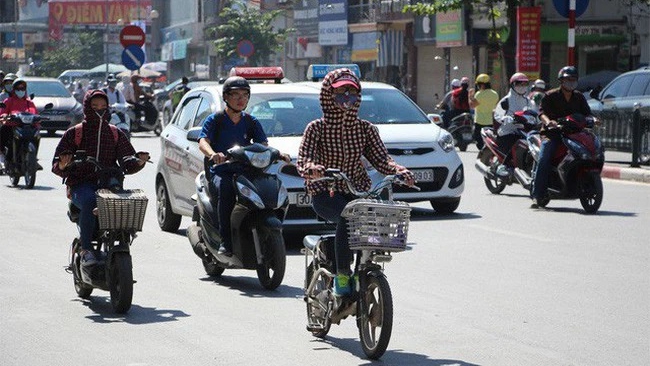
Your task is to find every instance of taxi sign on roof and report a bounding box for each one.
[307,64,361,81]
[230,67,284,82]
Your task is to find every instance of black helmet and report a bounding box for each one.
[558,66,578,80]
[222,76,250,95]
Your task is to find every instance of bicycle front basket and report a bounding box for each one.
[96,189,148,231]
[341,199,411,252]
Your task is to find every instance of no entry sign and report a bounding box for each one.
[119,25,146,48]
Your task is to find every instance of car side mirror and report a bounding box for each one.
[590,85,602,100]
[186,127,202,142]
[44,103,54,110]
[30,93,35,100]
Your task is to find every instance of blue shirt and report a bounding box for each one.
[198,111,267,153]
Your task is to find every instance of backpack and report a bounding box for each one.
[74,123,120,148]
[203,111,256,180]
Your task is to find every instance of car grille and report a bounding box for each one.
[387,147,435,155]
[41,120,73,129]
[40,109,69,116]
[285,205,321,220]
[394,167,449,192]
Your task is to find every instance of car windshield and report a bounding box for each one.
[247,88,429,137]
[27,81,71,98]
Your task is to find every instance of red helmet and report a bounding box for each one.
[509,72,529,84]
[460,77,470,85]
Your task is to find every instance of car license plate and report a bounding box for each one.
[411,169,434,182]
[292,192,312,207]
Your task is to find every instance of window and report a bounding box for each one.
[359,89,429,124]
[193,95,214,127]
[27,81,71,98]
[601,76,633,99]
[248,94,321,137]
[174,96,200,130]
[628,74,650,97]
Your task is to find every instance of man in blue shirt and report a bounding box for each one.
[198,76,288,256]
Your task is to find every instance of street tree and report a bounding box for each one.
[35,31,104,78]
[207,1,293,70]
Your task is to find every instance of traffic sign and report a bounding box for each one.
[553,0,589,18]
[119,25,146,48]
[237,40,254,58]
[122,45,146,71]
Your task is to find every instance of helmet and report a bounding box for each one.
[557,66,578,80]
[222,76,250,95]
[12,78,26,89]
[450,78,461,88]
[106,73,117,83]
[533,79,546,90]
[3,73,17,83]
[460,76,470,85]
[510,72,529,84]
[475,74,490,84]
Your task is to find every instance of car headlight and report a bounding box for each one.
[438,132,455,152]
[245,150,272,169]
[236,182,265,209]
[277,185,288,208]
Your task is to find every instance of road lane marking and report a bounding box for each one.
[469,224,556,242]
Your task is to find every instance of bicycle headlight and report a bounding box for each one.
[438,132,455,152]
[245,150,272,169]
[236,182,265,209]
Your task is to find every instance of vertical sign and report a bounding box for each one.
[318,0,348,46]
[435,9,464,48]
[516,7,541,77]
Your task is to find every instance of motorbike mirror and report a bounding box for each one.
[30,93,35,100]
[44,103,54,110]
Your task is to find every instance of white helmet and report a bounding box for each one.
[533,79,546,90]
[451,78,461,88]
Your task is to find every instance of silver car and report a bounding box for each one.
[155,79,464,233]
[23,77,84,136]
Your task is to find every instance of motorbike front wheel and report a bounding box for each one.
[109,252,133,314]
[579,172,603,213]
[358,274,393,360]
[256,229,286,290]
[71,239,93,299]
[481,150,507,194]
[23,150,37,189]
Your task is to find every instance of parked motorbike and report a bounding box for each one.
[447,112,474,151]
[109,102,132,140]
[303,169,419,360]
[0,102,51,188]
[63,151,149,313]
[129,95,161,135]
[475,110,540,194]
[527,114,605,213]
[187,142,289,290]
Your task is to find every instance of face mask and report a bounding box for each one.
[94,109,107,119]
[514,86,528,95]
[15,90,26,98]
[5,84,13,93]
[562,80,578,91]
[333,91,359,110]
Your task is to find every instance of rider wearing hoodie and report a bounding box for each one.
[52,90,149,267]
[0,78,37,171]
[297,68,415,297]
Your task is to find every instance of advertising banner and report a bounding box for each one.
[351,31,378,61]
[516,6,541,76]
[48,0,153,26]
[318,0,348,46]
[436,9,464,48]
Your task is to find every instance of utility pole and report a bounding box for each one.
[14,0,19,72]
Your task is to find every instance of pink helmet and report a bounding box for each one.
[460,76,470,85]
[509,72,529,84]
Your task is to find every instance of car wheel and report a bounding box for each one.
[430,198,460,214]
[156,179,182,232]
[640,129,650,165]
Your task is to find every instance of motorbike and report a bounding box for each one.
[447,112,474,151]
[525,113,605,213]
[0,102,52,188]
[129,94,161,136]
[63,151,149,313]
[303,169,419,360]
[187,143,289,290]
[475,109,540,194]
[109,102,132,140]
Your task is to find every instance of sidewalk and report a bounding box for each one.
[602,151,650,184]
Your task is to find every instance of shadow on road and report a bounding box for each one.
[199,275,304,299]
[410,207,481,222]
[76,298,190,324]
[310,337,480,365]
[535,206,637,217]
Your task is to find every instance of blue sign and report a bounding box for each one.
[553,0,589,18]
[307,64,361,80]
[122,45,145,71]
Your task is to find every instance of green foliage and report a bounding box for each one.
[34,31,105,77]
[207,1,294,67]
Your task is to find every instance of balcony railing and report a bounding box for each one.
[348,0,414,24]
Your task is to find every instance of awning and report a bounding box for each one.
[377,30,403,67]
[0,22,48,32]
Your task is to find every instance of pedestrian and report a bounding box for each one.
[469,73,499,149]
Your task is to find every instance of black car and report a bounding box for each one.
[589,67,650,164]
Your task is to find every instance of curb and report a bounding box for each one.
[602,165,650,184]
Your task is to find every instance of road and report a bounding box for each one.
[1,134,648,366]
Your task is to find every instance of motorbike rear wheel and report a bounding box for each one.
[305,262,332,338]
[24,150,37,189]
[109,252,133,314]
[358,275,393,360]
[482,150,507,194]
[579,172,603,213]
[256,229,286,290]
[202,257,225,277]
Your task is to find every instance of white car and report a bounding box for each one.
[155,68,464,233]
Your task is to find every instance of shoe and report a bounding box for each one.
[80,250,98,267]
[496,164,512,177]
[217,245,232,257]
[530,198,541,209]
[0,153,5,174]
[333,274,352,297]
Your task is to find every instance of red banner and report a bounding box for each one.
[48,0,152,26]
[516,7,541,75]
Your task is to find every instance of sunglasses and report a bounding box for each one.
[332,86,359,95]
[514,81,529,86]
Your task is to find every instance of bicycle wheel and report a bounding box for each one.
[358,275,393,360]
